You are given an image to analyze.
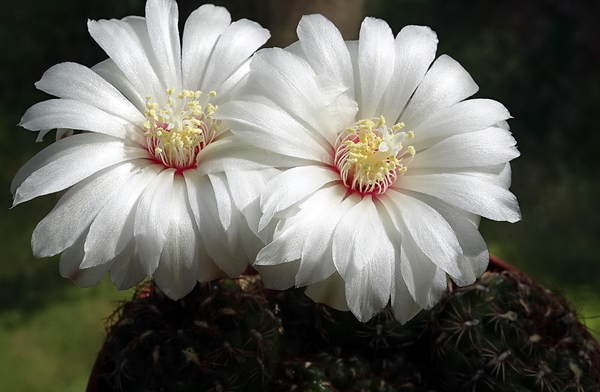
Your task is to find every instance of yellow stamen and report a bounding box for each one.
[334,116,415,194]
[143,88,219,171]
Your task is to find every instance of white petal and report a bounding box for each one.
[390,262,425,324]
[254,261,300,290]
[30,160,144,258]
[59,229,114,287]
[226,210,264,266]
[184,171,240,277]
[12,133,146,205]
[225,168,279,227]
[153,258,198,300]
[399,173,521,222]
[297,14,354,94]
[217,98,332,162]
[255,185,345,283]
[344,262,391,322]
[297,187,354,285]
[88,18,163,98]
[259,166,339,231]
[380,25,438,122]
[201,19,269,93]
[80,163,160,268]
[133,168,176,275]
[401,55,478,130]
[152,176,198,300]
[109,242,147,290]
[400,238,445,308]
[19,99,144,143]
[415,193,489,285]
[410,127,519,169]
[411,99,511,142]
[92,59,146,111]
[244,48,341,145]
[182,4,231,91]
[207,172,233,232]
[197,137,305,176]
[357,17,395,118]
[196,245,229,283]
[326,89,360,135]
[35,62,145,124]
[381,190,464,284]
[305,272,350,311]
[332,196,394,322]
[145,0,182,90]
[255,232,304,267]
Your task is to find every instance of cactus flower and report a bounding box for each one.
[11,0,272,299]
[218,14,521,322]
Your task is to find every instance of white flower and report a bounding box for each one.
[10,0,273,299]
[217,15,521,322]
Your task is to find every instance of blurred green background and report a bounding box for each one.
[1,0,598,390]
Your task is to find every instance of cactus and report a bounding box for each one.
[90,271,600,392]
[425,271,600,391]
[94,276,283,392]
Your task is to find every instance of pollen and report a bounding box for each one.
[334,116,415,194]
[143,88,219,171]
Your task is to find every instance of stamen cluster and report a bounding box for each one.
[334,116,415,194]
[144,88,218,171]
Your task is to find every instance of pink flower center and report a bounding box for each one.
[334,116,415,194]
[143,88,218,172]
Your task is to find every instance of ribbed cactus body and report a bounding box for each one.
[427,271,600,392]
[92,271,599,392]
[98,276,283,391]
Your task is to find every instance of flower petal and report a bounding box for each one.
[332,196,394,322]
[59,229,114,287]
[12,133,146,205]
[224,168,279,234]
[255,185,346,287]
[181,4,231,91]
[411,99,511,142]
[305,272,350,311]
[109,242,147,290]
[145,0,182,90]
[197,137,305,176]
[92,59,146,111]
[133,168,176,275]
[254,261,300,290]
[380,190,466,283]
[244,48,342,145]
[184,171,240,277]
[410,127,519,170]
[380,25,438,122]
[400,238,447,308]
[297,14,354,95]
[415,193,489,285]
[19,99,144,143]
[88,17,162,98]
[35,62,145,125]
[80,163,160,268]
[201,19,270,93]
[217,98,332,162]
[152,176,199,299]
[399,173,521,222]
[207,172,234,233]
[400,55,478,130]
[297,187,354,285]
[259,165,339,231]
[357,17,395,118]
[30,160,144,258]
[390,262,426,324]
